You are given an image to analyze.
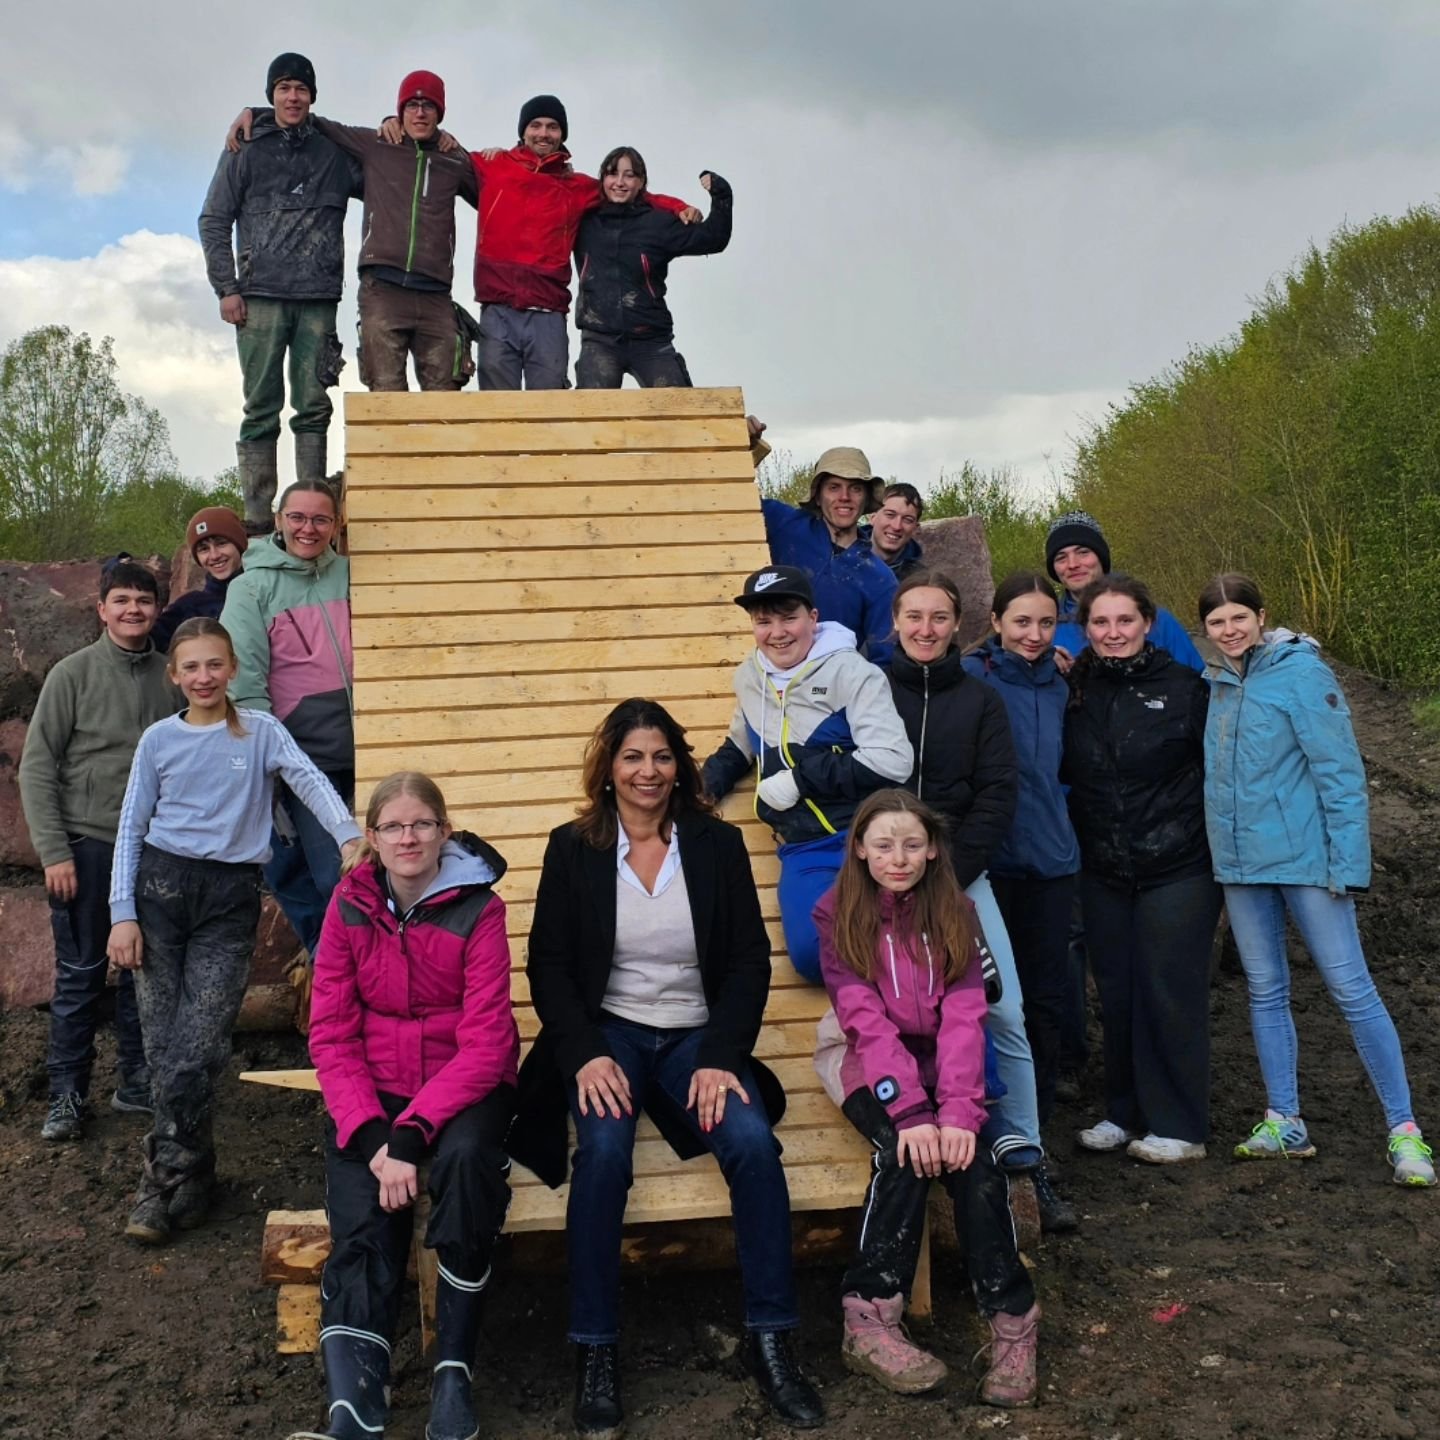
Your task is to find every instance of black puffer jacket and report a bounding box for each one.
[886,648,1017,888]
[199,115,363,301]
[1062,645,1211,889]
[574,172,733,338]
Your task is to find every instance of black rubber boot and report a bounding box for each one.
[168,1155,216,1232]
[573,1342,623,1438]
[426,1265,487,1440]
[286,1329,390,1439]
[1034,1163,1079,1234]
[236,438,279,533]
[125,1136,175,1246]
[744,1330,824,1429]
[294,431,329,487]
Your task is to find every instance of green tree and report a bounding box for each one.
[0,326,178,560]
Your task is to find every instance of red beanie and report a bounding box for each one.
[397,70,445,122]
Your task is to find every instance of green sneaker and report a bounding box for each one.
[1388,1125,1437,1187]
[1234,1111,1316,1161]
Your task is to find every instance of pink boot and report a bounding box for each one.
[841,1293,947,1394]
[977,1303,1040,1408]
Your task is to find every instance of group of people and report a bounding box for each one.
[18,428,1434,1438]
[200,52,734,529]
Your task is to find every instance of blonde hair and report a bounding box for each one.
[169,617,247,738]
[341,771,450,875]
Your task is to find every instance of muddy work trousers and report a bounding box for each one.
[321,1085,515,1343]
[357,272,473,391]
[575,332,693,389]
[841,1089,1034,1319]
[235,297,342,444]
[133,846,261,1178]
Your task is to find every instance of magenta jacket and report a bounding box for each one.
[310,834,519,1163]
[814,885,987,1133]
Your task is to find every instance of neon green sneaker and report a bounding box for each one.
[1234,1111,1316,1160]
[1388,1124,1437,1187]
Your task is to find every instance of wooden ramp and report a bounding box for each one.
[344,387,873,1231]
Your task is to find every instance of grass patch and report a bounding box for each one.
[1413,695,1440,735]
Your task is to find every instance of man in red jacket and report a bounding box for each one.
[470,94,696,390]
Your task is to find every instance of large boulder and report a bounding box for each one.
[0,719,39,870]
[915,515,994,649]
[0,885,53,1008]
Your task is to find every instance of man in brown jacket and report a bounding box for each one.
[231,69,479,390]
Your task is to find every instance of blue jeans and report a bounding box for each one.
[478,304,569,390]
[566,1016,798,1343]
[1223,884,1415,1129]
[261,773,353,960]
[967,874,1041,1150]
[777,831,848,982]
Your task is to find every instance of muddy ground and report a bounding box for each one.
[0,662,1436,1440]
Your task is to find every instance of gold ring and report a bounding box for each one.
[717,1085,728,1093]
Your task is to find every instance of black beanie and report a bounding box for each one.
[267,52,317,103]
[518,94,568,142]
[1044,510,1112,580]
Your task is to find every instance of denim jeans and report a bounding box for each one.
[576,332,693,388]
[967,874,1041,1150]
[261,772,353,961]
[566,1015,798,1342]
[1222,884,1415,1129]
[478,304,569,390]
[47,835,146,1095]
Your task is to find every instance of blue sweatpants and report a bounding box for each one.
[777,832,849,982]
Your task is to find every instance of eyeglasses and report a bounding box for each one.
[373,820,442,841]
[282,512,336,530]
[403,99,439,113]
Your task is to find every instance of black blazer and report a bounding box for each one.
[509,808,786,1188]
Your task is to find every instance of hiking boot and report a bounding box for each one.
[573,1343,623,1438]
[1127,1134,1207,1165]
[1388,1124,1437,1187]
[976,1303,1040,1408]
[167,1166,214,1231]
[125,1188,171,1245]
[41,1092,86,1142]
[1234,1111,1316,1161]
[1076,1119,1132,1152]
[1054,1069,1082,1104]
[744,1329,824,1428]
[1033,1163,1079,1234]
[111,1069,153,1115]
[841,1293,946,1394]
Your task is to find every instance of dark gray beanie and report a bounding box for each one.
[267,53,317,103]
[518,94,568,141]
[1045,510,1111,579]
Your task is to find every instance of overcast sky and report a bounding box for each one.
[5,0,1440,494]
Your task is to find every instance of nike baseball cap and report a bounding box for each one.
[734,565,815,610]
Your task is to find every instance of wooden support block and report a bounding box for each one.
[239,1069,322,1091]
[1009,1174,1042,1255]
[412,1189,438,1361]
[908,1211,933,1321]
[277,1284,321,1354]
[261,1209,332,1284]
[234,982,299,1033]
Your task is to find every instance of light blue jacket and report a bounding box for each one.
[1203,633,1370,891]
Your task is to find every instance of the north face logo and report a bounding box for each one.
[291,183,305,195]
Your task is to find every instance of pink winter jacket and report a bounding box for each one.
[309,835,519,1162]
[814,885,987,1133]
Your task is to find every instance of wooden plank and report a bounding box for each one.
[346,417,750,458]
[350,572,755,618]
[347,512,758,554]
[240,1068,320,1091]
[412,1190,438,1360]
[356,633,749,682]
[346,387,745,425]
[348,544,766,587]
[354,606,740,652]
[348,481,759,522]
[346,450,757,492]
[260,1211,334,1285]
[910,1214,933,1320]
[277,1285,321,1354]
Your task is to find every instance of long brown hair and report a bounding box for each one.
[342,771,450,876]
[828,789,975,983]
[574,698,713,849]
[169,617,247,738]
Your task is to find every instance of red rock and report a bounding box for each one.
[168,544,205,601]
[0,719,40,869]
[916,515,995,649]
[0,885,54,1008]
[251,895,304,985]
[0,562,102,718]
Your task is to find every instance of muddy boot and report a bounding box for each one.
[125,1137,174,1246]
[743,1329,825,1428]
[426,1265,486,1440]
[976,1303,1040,1408]
[1033,1163,1079,1234]
[288,1329,391,1439]
[167,1154,215,1232]
[294,431,329,487]
[841,1293,947,1393]
[573,1343,622,1438]
[237,438,279,534]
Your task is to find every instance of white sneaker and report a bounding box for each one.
[1077,1119,1133,1152]
[1127,1133,1207,1164]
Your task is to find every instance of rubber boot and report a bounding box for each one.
[743,1329,825,1429]
[125,1135,175,1245]
[287,1328,391,1439]
[573,1343,623,1438]
[977,1303,1040,1408]
[168,1154,215,1232]
[841,1293,947,1393]
[426,1264,486,1440]
[294,431,330,487]
[237,438,279,534]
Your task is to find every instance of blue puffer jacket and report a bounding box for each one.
[1055,591,1206,674]
[960,638,1079,880]
[762,500,898,664]
[1204,633,1370,892]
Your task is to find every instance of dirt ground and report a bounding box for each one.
[0,662,1436,1440]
